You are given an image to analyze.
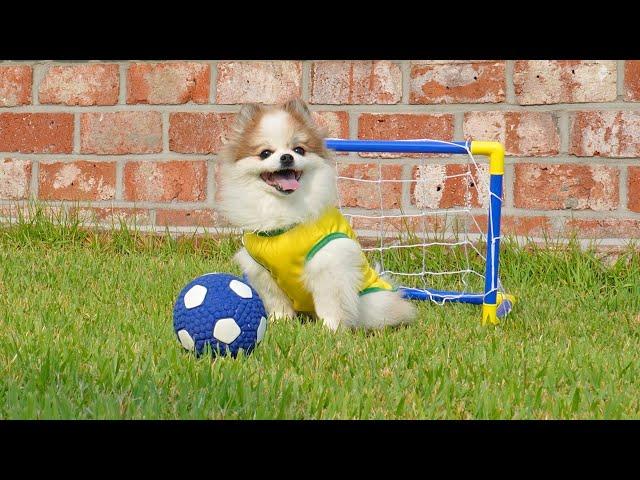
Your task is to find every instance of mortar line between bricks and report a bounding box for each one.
[115,160,124,200]
[617,60,625,100]
[209,61,218,104]
[3,153,221,162]
[0,61,40,65]
[30,65,38,106]
[504,210,640,221]
[453,112,464,140]
[503,164,514,209]
[400,163,412,212]
[503,156,640,166]
[0,199,217,210]
[6,197,638,221]
[6,153,639,167]
[5,201,638,234]
[0,217,633,247]
[302,62,311,102]
[30,159,39,199]
[505,60,516,104]
[558,110,570,155]
[162,112,170,153]
[311,103,640,113]
[31,63,47,106]
[337,205,640,220]
[348,107,358,139]
[559,213,574,234]
[348,156,640,167]
[401,61,410,104]
[8,102,640,114]
[118,63,127,104]
[73,114,81,154]
[206,158,216,208]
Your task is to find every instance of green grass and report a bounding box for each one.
[2,206,640,419]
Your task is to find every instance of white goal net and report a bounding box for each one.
[330,138,509,313]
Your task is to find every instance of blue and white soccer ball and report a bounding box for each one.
[172,273,268,357]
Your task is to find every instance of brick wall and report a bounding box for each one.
[1,60,639,242]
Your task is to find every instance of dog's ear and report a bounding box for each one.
[219,103,264,163]
[283,97,330,158]
[283,97,312,120]
[233,102,263,132]
[283,97,328,136]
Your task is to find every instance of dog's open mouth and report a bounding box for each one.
[260,169,302,194]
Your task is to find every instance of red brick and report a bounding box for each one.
[310,61,402,105]
[39,161,116,201]
[312,111,349,138]
[39,64,119,106]
[514,163,619,211]
[475,214,552,237]
[123,161,207,202]
[127,62,210,105]
[349,214,445,237]
[0,113,73,153]
[502,216,552,237]
[156,209,226,228]
[216,62,302,104]
[565,218,640,238]
[0,66,32,106]
[627,166,640,213]
[411,164,490,209]
[0,204,67,222]
[72,207,151,225]
[357,113,454,158]
[570,111,640,158]
[514,60,617,105]
[312,111,349,156]
[624,61,640,101]
[80,112,162,154]
[0,158,31,199]
[410,61,505,104]
[464,111,560,156]
[0,204,21,220]
[169,112,235,154]
[337,163,403,209]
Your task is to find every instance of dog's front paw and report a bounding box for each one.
[266,302,296,320]
[320,316,342,332]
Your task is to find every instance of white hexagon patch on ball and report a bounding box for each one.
[184,285,207,309]
[256,316,267,343]
[213,318,242,344]
[177,329,195,351]
[229,279,253,299]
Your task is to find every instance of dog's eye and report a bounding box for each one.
[293,146,306,156]
[259,150,272,160]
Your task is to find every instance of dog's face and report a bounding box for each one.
[217,99,337,231]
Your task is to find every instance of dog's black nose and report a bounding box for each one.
[280,154,294,167]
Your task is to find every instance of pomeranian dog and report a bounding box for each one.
[217,98,415,331]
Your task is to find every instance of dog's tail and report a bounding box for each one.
[358,289,416,329]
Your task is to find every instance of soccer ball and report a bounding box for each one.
[172,273,268,357]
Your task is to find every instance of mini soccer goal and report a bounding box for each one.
[325,138,515,326]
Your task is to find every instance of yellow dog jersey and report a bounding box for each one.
[242,207,394,313]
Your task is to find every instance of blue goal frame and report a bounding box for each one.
[324,138,515,325]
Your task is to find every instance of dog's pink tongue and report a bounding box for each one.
[273,170,299,191]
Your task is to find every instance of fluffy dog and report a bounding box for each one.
[217,98,415,331]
